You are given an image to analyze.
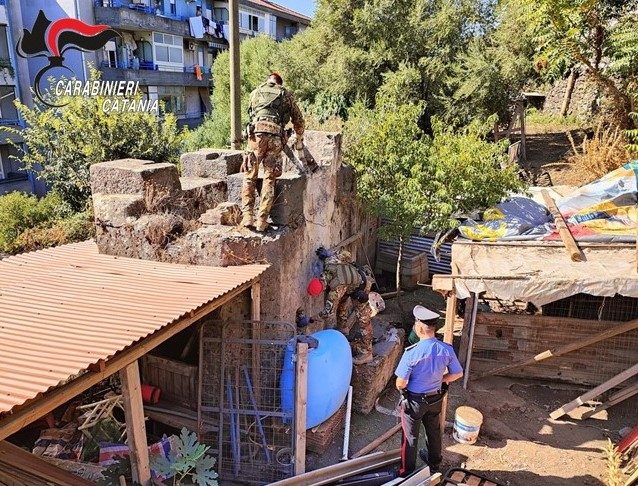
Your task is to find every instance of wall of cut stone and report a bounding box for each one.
[90,131,377,323]
[543,72,602,120]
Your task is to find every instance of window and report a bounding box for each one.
[158,86,185,116]
[0,87,18,122]
[104,40,117,68]
[0,26,10,60]
[269,16,276,37]
[214,8,228,22]
[240,11,263,32]
[153,33,183,70]
[168,0,176,15]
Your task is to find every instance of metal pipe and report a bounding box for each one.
[228,0,241,149]
[225,374,240,476]
[341,386,353,461]
[241,365,271,463]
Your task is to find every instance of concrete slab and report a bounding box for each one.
[181,149,244,178]
[90,158,180,195]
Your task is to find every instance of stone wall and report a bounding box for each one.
[543,72,602,120]
[90,131,376,323]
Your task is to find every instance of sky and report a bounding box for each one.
[276,0,316,17]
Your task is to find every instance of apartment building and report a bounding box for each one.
[0,0,38,195]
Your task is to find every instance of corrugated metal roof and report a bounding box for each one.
[0,241,269,413]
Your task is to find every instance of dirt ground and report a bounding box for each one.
[306,288,637,485]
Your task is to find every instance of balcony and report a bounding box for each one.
[99,62,211,88]
[95,0,191,37]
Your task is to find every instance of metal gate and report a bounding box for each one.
[198,320,298,484]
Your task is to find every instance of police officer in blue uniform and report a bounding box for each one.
[395,305,464,476]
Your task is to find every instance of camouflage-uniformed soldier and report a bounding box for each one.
[240,73,305,232]
[319,256,376,365]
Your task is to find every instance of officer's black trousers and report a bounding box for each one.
[399,392,444,476]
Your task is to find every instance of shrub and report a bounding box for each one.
[0,192,69,253]
[13,68,184,211]
[564,122,631,184]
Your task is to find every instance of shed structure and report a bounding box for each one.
[433,240,638,394]
[0,241,268,484]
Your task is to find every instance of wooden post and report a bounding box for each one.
[120,361,151,486]
[560,69,577,118]
[458,295,475,366]
[519,101,527,166]
[229,0,242,149]
[294,342,308,475]
[440,293,457,438]
[542,189,583,262]
[462,293,478,390]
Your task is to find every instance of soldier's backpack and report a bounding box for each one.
[250,82,290,126]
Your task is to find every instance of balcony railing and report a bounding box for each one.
[100,60,211,75]
[95,0,190,22]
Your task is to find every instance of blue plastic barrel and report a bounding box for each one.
[280,330,353,429]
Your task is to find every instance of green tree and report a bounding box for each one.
[345,100,524,298]
[523,0,638,126]
[12,69,183,211]
[186,35,282,149]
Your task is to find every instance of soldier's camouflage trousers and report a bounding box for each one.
[326,285,373,358]
[241,134,283,225]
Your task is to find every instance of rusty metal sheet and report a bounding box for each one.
[0,241,268,413]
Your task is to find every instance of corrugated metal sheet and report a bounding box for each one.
[0,241,269,413]
[377,235,452,276]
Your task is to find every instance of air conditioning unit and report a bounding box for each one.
[187,42,197,51]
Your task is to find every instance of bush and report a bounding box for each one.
[0,191,92,254]
[13,68,184,211]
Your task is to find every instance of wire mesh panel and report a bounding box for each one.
[198,320,297,484]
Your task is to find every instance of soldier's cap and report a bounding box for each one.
[413,305,440,324]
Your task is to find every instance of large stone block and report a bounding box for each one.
[351,323,405,414]
[227,171,306,227]
[181,149,244,179]
[178,177,227,219]
[90,159,180,196]
[199,202,242,226]
[304,131,342,168]
[93,194,145,227]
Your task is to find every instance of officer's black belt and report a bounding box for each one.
[406,389,442,398]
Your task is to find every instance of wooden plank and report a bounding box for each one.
[351,423,401,458]
[541,189,583,262]
[440,293,457,438]
[0,440,94,486]
[0,279,257,441]
[294,342,308,475]
[197,325,204,441]
[478,318,638,379]
[120,361,151,486]
[550,362,638,419]
[581,382,638,420]
[401,471,442,486]
[462,294,478,390]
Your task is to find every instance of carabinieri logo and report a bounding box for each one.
[17,10,119,107]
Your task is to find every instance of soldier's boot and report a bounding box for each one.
[254,219,269,232]
[241,213,254,228]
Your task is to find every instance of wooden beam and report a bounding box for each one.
[401,471,442,486]
[333,233,362,250]
[458,295,475,366]
[581,382,638,420]
[351,423,401,459]
[294,342,308,475]
[462,293,478,390]
[478,318,638,379]
[550,362,638,419]
[542,189,583,262]
[0,440,94,486]
[120,361,151,486]
[440,293,456,438]
[0,279,258,441]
